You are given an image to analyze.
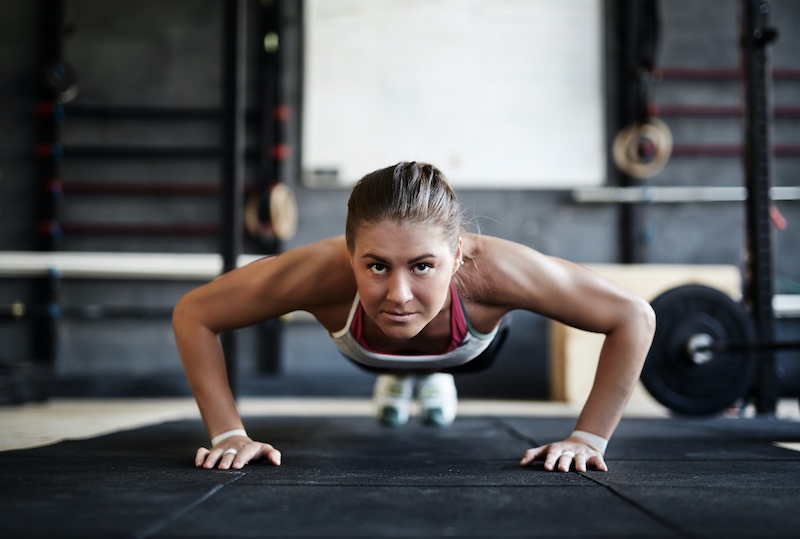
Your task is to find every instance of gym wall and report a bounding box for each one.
[0,0,798,400]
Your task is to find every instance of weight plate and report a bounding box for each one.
[641,285,757,416]
[268,183,298,241]
[612,117,673,179]
[244,183,298,244]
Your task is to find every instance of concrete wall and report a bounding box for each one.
[1,0,798,400]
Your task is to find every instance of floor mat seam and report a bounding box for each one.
[494,417,702,538]
[489,416,541,447]
[133,472,246,539]
[578,472,700,539]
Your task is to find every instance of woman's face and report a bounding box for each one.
[349,220,461,343]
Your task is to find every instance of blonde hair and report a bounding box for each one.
[345,162,464,252]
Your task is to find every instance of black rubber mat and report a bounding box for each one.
[2,415,799,538]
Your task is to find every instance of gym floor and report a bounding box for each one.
[2,397,800,538]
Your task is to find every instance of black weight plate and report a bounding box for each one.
[641,285,757,416]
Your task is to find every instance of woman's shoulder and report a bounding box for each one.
[275,236,356,307]
[278,235,355,290]
[458,234,515,289]
[276,236,356,328]
[287,234,349,256]
[461,233,538,271]
[458,233,550,307]
[454,234,524,327]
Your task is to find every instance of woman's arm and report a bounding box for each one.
[172,301,279,469]
[471,236,656,471]
[172,237,354,469]
[523,272,655,472]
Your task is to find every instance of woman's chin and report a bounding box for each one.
[377,319,425,342]
[380,328,420,343]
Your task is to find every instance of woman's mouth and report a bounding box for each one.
[382,311,415,322]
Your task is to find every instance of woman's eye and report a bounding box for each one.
[412,263,432,274]
[368,263,388,274]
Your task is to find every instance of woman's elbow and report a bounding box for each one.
[633,295,656,342]
[609,294,656,341]
[172,292,207,335]
[172,295,189,334]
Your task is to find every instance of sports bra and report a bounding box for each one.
[329,282,499,371]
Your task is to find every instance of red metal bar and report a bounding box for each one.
[671,143,800,157]
[60,223,220,236]
[64,104,222,120]
[60,103,260,121]
[61,145,223,159]
[655,67,800,81]
[64,182,220,196]
[654,104,741,117]
[655,104,800,117]
[62,182,260,196]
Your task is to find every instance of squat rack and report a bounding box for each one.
[588,0,791,414]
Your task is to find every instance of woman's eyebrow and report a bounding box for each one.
[360,253,436,264]
[408,254,435,264]
[361,253,388,263]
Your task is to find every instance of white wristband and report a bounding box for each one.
[211,429,248,446]
[571,430,608,454]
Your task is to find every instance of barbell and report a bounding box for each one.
[641,284,800,416]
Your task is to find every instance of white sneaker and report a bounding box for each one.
[416,373,458,427]
[372,374,414,427]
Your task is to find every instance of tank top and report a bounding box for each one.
[329,282,499,370]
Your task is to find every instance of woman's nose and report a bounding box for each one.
[386,273,413,305]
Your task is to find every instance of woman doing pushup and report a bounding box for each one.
[172,161,656,473]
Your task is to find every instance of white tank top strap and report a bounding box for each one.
[330,292,361,339]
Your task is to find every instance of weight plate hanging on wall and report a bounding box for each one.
[612,117,673,179]
[245,183,298,244]
[641,284,757,416]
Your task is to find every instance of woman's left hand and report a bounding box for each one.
[519,437,608,472]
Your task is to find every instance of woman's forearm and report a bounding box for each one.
[173,303,246,441]
[574,299,655,440]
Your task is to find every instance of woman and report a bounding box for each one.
[173,162,655,473]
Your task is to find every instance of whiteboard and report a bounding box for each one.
[302,0,605,188]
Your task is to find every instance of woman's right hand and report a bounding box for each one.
[195,435,282,470]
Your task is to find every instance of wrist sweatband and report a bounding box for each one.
[571,430,608,454]
[211,429,247,446]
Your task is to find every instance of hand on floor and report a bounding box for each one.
[519,437,607,472]
[195,436,282,470]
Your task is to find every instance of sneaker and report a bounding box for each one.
[416,373,458,427]
[372,374,414,427]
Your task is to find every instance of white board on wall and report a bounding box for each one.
[302,0,604,189]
